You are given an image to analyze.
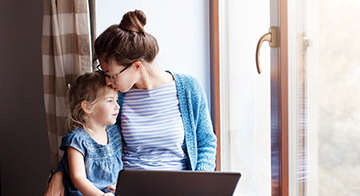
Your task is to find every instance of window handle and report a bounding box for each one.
[255,27,278,74]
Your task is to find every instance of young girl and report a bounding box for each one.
[59,71,122,196]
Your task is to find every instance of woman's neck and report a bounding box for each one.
[134,63,173,90]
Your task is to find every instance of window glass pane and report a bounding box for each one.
[290,0,360,195]
[317,0,360,195]
[219,1,271,195]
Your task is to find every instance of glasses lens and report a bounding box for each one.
[97,65,103,71]
[97,65,112,79]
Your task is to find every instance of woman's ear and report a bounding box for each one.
[81,101,92,114]
[133,60,142,71]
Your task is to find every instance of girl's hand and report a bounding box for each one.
[107,184,116,191]
[44,172,65,196]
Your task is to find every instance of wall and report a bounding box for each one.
[0,0,51,195]
[96,0,211,104]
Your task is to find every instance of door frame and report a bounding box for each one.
[209,0,221,171]
[270,0,289,195]
[209,0,289,195]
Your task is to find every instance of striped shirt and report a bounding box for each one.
[121,81,189,170]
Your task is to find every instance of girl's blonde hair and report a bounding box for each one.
[66,71,113,130]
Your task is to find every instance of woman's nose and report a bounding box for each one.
[105,77,112,86]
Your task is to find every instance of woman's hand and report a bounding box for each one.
[44,172,64,196]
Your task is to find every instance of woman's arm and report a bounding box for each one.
[195,97,217,171]
[67,146,106,196]
[44,171,64,196]
[192,78,217,171]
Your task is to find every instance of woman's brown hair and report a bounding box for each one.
[94,9,159,65]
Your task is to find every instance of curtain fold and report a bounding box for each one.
[88,0,97,69]
[42,0,92,171]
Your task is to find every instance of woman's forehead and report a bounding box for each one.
[99,58,119,71]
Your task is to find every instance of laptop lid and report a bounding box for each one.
[115,170,241,196]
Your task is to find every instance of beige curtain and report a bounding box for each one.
[88,0,97,69]
[42,0,92,171]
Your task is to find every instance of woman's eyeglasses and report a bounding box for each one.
[97,63,133,82]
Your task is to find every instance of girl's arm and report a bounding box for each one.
[67,146,106,196]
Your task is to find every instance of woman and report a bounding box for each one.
[45,9,216,195]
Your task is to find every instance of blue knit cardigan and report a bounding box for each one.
[116,72,217,171]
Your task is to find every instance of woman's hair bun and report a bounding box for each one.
[119,9,147,34]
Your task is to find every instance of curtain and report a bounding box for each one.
[41,0,93,171]
[88,0,97,69]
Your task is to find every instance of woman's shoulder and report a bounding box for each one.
[171,72,202,91]
[172,72,197,82]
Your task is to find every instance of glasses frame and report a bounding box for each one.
[97,62,133,82]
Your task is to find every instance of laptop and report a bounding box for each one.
[114,170,241,196]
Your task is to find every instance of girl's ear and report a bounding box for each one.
[81,101,92,114]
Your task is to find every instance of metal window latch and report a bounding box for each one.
[255,27,279,74]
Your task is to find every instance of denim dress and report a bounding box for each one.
[58,124,123,196]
